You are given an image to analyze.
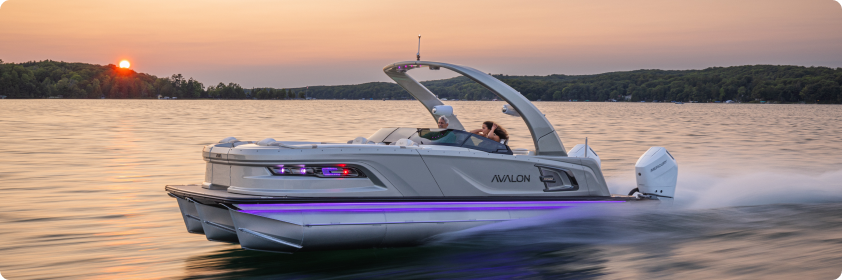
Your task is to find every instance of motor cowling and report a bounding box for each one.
[634,147,677,202]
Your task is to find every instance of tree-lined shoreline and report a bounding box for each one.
[1,60,840,103]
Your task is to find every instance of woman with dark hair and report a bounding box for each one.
[470,121,508,143]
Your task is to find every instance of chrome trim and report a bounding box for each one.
[642,192,674,199]
[304,219,507,227]
[237,228,303,249]
[203,220,236,233]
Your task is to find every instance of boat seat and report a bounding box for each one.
[257,138,277,146]
[390,138,418,146]
[351,137,368,144]
[348,137,375,144]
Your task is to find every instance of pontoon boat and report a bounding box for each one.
[166,61,678,253]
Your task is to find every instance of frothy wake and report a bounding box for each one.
[608,168,842,209]
[431,168,842,247]
[430,203,671,246]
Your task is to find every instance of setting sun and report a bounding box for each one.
[119,60,130,68]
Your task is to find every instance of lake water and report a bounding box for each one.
[0,100,841,279]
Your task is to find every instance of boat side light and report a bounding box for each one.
[321,167,341,176]
[269,165,363,178]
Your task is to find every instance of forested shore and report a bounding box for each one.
[1,60,841,103]
[0,60,252,99]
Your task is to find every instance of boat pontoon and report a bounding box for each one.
[166,61,679,253]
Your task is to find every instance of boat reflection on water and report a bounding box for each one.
[182,202,842,279]
[183,241,609,279]
[180,204,633,278]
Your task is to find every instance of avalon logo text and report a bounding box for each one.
[491,174,531,183]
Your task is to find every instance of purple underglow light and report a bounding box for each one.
[236,200,624,211]
[240,206,574,214]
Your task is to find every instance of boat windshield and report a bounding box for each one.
[411,129,512,155]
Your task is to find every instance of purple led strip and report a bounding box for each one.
[321,167,341,176]
[240,205,575,214]
[237,200,624,211]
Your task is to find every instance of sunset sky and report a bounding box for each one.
[1,0,841,87]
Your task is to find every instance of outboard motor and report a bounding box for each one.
[634,147,678,203]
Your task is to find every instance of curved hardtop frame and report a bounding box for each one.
[383,61,567,156]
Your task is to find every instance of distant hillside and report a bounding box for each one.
[2,59,840,103]
[292,65,842,103]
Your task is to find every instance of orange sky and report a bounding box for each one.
[1,0,841,87]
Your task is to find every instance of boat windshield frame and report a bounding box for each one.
[411,128,512,155]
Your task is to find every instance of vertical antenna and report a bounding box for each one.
[584,137,588,158]
[416,34,421,61]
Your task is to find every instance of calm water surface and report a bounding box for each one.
[1,100,841,279]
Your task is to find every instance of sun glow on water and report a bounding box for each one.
[119,60,130,68]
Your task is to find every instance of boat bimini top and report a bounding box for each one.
[165,60,679,254]
[384,61,567,156]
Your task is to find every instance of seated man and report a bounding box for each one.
[416,126,462,145]
[413,128,511,154]
[437,116,449,129]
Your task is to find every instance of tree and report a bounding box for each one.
[737,86,747,102]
